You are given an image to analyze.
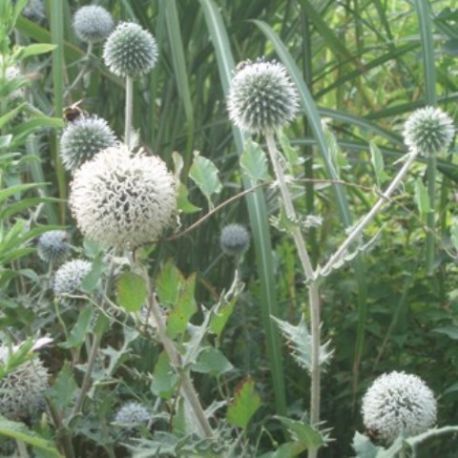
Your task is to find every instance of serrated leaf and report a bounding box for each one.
[227,378,261,429]
[352,432,382,458]
[60,306,94,349]
[116,272,147,312]
[240,139,270,182]
[151,352,179,400]
[47,363,77,410]
[189,151,222,208]
[192,347,233,376]
[276,416,325,450]
[414,178,430,217]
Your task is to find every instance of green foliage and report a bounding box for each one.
[116,271,147,313]
[227,378,261,429]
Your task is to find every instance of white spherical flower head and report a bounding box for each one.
[73,5,114,44]
[362,371,437,444]
[53,259,92,304]
[403,106,455,156]
[228,60,299,133]
[37,230,70,264]
[0,346,48,421]
[220,224,250,256]
[103,22,158,77]
[70,146,177,249]
[114,401,150,429]
[60,116,117,172]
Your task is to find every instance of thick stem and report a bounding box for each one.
[264,131,321,452]
[124,76,134,149]
[426,154,436,275]
[321,151,418,276]
[142,269,213,438]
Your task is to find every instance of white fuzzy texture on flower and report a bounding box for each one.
[69,146,177,249]
[60,116,117,172]
[73,5,114,43]
[220,224,250,256]
[403,106,455,155]
[114,401,150,428]
[37,230,70,264]
[0,346,48,420]
[228,60,299,133]
[103,22,158,77]
[53,259,92,302]
[362,371,437,444]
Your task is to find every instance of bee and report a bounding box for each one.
[365,428,380,443]
[235,59,252,72]
[63,99,85,123]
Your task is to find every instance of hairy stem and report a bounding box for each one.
[426,154,436,275]
[124,76,134,149]
[264,131,321,454]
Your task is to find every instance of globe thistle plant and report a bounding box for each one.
[228,60,299,133]
[53,259,92,304]
[361,371,437,444]
[69,146,177,250]
[220,224,250,256]
[37,230,70,265]
[113,401,151,429]
[0,346,48,421]
[23,0,45,22]
[73,5,114,44]
[103,22,158,78]
[59,116,117,172]
[403,106,455,156]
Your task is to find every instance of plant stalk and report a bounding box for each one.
[125,76,134,149]
[264,131,320,452]
[426,154,436,275]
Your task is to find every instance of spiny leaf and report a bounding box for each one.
[227,378,261,429]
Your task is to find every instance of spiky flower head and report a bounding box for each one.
[220,224,250,256]
[0,345,48,421]
[103,22,158,77]
[114,401,151,429]
[73,5,114,44]
[23,0,45,22]
[53,259,92,304]
[228,60,299,133]
[60,116,117,172]
[37,230,70,264]
[362,371,437,444]
[403,106,455,156]
[69,146,177,250]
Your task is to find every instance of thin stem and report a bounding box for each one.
[426,154,436,275]
[64,43,93,98]
[16,441,29,458]
[124,76,134,149]
[264,131,321,456]
[141,267,213,438]
[320,151,418,276]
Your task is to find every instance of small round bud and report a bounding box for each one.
[362,371,437,444]
[37,230,70,264]
[403,106,455,155]
[103,22,158,77]
[228,60,299,133]
[220,224,250,256]
[114,401,150,429]
[69,146,177,250]
[53,259,92,304]
[73,5,114,44]
[23,0,45,22]
[0,345,48,421]
[60,116,117,172]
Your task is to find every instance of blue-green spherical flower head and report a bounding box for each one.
[37,230,70,264]
[114,401,150,430]
[73,5,114,43]
[228,60,299,133]
[403,106,455,156]
[23,0,45,22]
[60,116,117,172]
[103,22,158,77]
[220,224,250,256]
[53,259,92,305]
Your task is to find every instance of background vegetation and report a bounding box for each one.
[1,0,457,456]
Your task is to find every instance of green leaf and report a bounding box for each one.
[18,43,57,58]
[47,363,77,410]
[192,347,233,376]
[276,416,325,450]
[116,272,147,313]
[81,256,104,292]
[0,416,62,457]
[370,142,387,188]
[352,431,382,458]
[189,151,222,208]
[451,218,458,251]
[414,178,430,217]
[151,352,179,400]
[240,139,270,182]
[227,378,261,429]
[60,306,94,349]
[177,183,201,214]
[209,299,235,337]
[432,325,458,340]
[156,260,183,308]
